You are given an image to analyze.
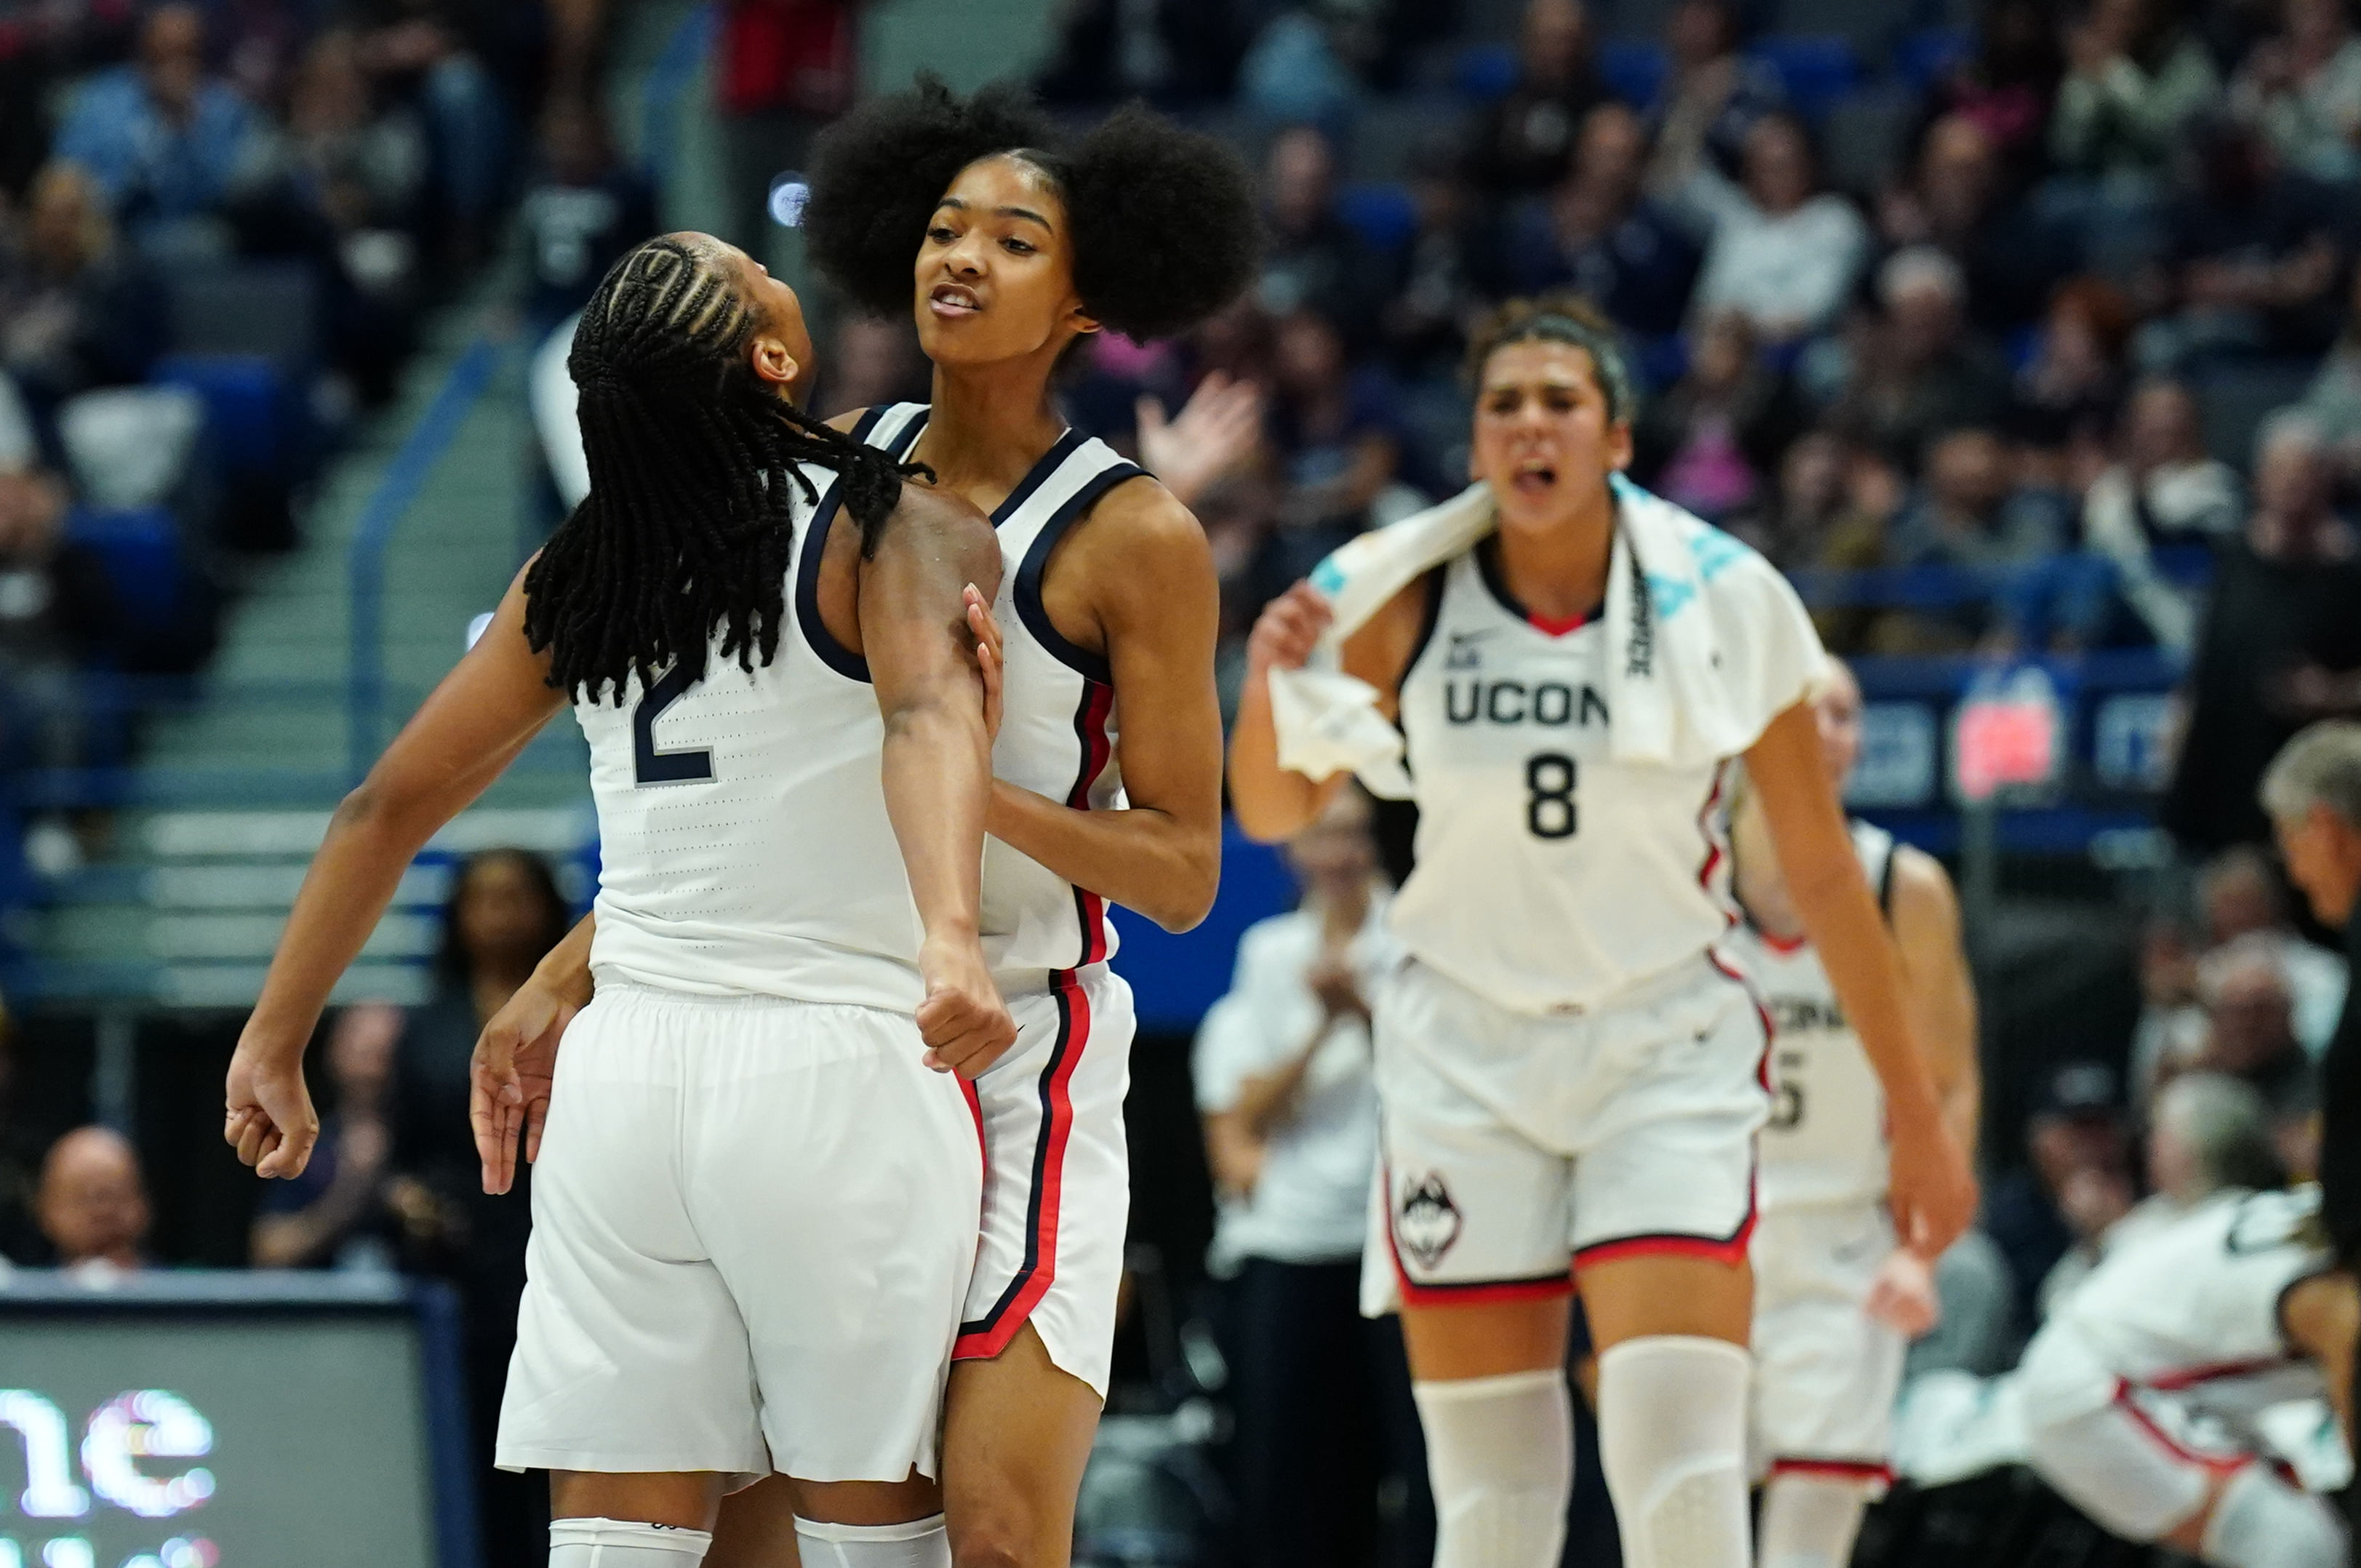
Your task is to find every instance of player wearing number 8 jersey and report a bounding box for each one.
[1718,658,1981,1568]
[1229,293,1978,1568]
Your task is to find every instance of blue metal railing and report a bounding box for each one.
[345,338,502,783]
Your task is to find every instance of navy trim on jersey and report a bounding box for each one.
[958,981,1079,1342]
[1014,461,1146,686]
[988,429,1086,524]
[792,479,871,682]
[1874,837,1899,919]
[883,407,930,460]
[847,405,889,444]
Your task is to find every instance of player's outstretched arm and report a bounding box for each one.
[1227,575,1427,844]
[863,481,1017,1078]
[1746,700,1978,1257]
[981,481,1225,931]
[228,567,567,1179]
[1864,846,1985,1334]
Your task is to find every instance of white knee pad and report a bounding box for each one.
[794,1513,951,1568]
[1412,1369,1574,1568]
[1757,1473,1871,1568]
[2199,1465,2346,1568]
[548,1517,713,1566]
[1595,1335,1752,1568]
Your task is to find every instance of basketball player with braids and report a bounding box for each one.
[476,79,1257,1568]
[223,233,1015,1568]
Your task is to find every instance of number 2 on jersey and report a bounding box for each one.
[1525,752,1578,839]
[633,665,715,785]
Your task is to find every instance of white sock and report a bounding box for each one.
[2199,1465,2346,1568]
[1595,1335,1752,1568]
[1411,1369,1573,1568]
[1757,1473,1871,1568]
[793,1514,951,1568]
[548,1517,713,1566]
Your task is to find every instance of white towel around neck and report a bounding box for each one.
[1268,475,1826,796]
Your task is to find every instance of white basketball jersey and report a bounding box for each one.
[1722,821,1898,1210]
[576,461,923,1012]
[1389,545,1735,1015]
[861,404,1132,975]
[2056,1185,2330,1414]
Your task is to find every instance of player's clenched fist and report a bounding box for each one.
[223,1030,319,1180]
[1245,581,1333,677]
[916,933,1018,1079]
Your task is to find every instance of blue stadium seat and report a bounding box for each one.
[150,354,293,480]
[1455,42,1519,103]
[1895,26,1973,91]
[1337,182,1421,253]
[1599,39,1669,110]
[1746,36,1861,121]
[65,507,189,629]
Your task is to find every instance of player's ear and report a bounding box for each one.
[748,332,802,393]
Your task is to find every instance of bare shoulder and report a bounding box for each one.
[1087,474,1213,563]
[825,407,869,435]
[1069,474,1216,607]
[1889,844,1962,933]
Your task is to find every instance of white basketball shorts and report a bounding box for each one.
[1749,1202,1906,1487]
[495,982,982,1483]
[955,963,1134,1399]
[2018,1321,2254,1542]
[1365,953,1768,1312]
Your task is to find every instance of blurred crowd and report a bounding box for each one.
[0,0,634,893]
[2,0,2360,1560]
[952,0,2361,759]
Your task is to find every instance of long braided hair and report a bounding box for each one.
[524,235,927,703]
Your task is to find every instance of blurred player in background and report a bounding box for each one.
[2019,1179,2354,1568]
[1228,294,1976,1568]
[1720,657,1981,1568]
[225,233,1012,1568]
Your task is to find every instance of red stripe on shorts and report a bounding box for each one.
[2110,1380,2250,1477]
[954,969,1090,1361]
[2139,1357,2291,1392]
[1770,1457,1895,1487]
[1573,1209,1758,1270]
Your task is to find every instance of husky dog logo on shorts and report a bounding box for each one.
[1397,1174,1463,1270]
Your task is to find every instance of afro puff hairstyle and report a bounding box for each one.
[804,74,1260,344]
